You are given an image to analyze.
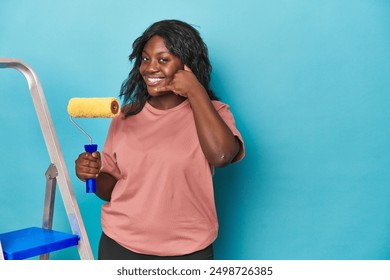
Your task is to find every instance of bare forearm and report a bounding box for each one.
[188,89,239,167]
[95,172,117,201]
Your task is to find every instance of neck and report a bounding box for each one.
[148,94,187,110]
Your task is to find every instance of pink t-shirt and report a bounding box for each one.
[100,99,244,256]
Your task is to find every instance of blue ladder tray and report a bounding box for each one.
[0,227,79,260]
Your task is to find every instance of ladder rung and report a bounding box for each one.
[0,227,79,260]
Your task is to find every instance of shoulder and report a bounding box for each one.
[120,103,140,117]
[108,106,129,129]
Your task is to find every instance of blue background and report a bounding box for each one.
[0,0,389,260]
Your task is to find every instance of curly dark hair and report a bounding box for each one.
[119,19,219,117]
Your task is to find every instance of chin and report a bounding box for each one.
[148,88,170,97]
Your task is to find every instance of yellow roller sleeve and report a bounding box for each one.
[67,97,120,118]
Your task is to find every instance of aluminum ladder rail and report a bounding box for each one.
[0,58,94,260]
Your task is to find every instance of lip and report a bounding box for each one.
[144,76,165,86]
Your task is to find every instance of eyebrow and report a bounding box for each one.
[142,50,171,56]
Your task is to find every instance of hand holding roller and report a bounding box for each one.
[67,97,120,193]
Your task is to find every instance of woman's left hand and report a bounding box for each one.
[154,65,205,98]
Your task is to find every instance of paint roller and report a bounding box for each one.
[67,97,120,193]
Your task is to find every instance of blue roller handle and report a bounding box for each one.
[84,144,98,193]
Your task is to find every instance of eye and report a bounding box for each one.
[158,57,169,63]
[141,56,149,62]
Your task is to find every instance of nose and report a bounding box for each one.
[144,59,159,73]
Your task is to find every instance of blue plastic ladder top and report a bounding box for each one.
[0,227,79,260]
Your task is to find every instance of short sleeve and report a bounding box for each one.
[100,116,121,179]
[212,101,245,163]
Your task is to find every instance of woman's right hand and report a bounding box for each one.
[75,151,101,181]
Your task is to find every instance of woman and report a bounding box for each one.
[75,19,245,260]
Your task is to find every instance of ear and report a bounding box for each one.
[184,65,192,72]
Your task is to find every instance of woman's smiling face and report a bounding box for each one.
[139,35,184,96]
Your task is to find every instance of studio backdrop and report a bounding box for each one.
[0,0,389,259]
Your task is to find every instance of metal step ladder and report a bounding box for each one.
[0,58,94,260]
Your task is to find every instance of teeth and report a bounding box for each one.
[148,77,163,83]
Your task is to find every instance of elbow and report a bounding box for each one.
[212,157,231,168]
[210,148,239,168]
[206,137,241,168]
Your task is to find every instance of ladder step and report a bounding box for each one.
[0,227,79,260]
